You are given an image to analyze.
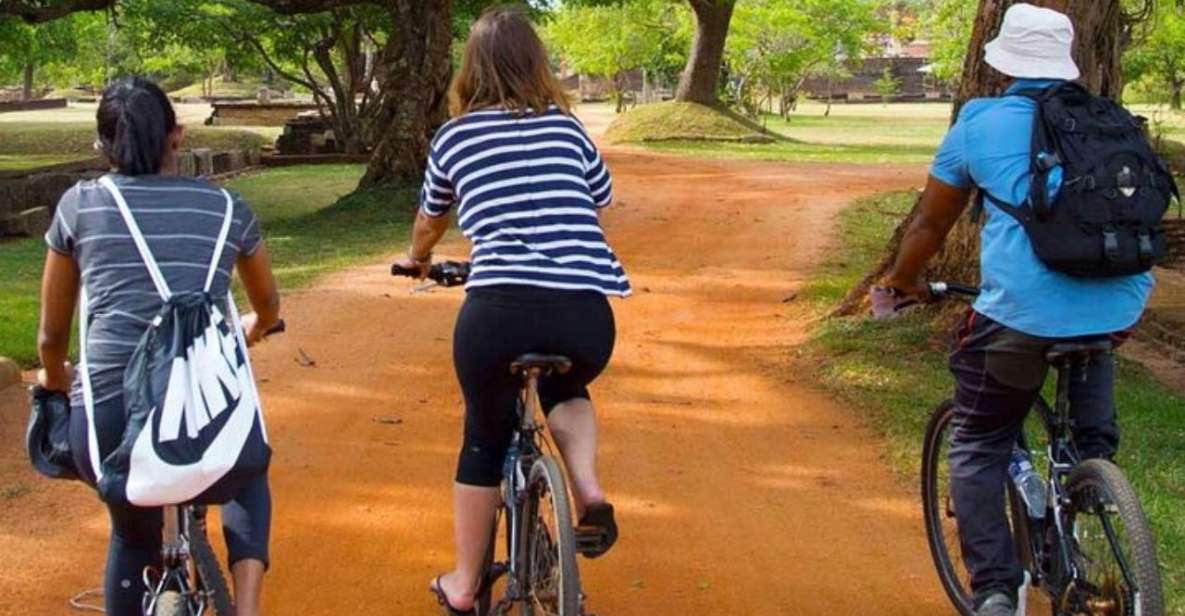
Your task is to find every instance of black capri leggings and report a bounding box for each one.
[453,285,616,487]
[69,396,271,615]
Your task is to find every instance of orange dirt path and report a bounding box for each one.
[0,152,955,615]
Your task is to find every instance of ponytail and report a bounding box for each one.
[96,77,177,176]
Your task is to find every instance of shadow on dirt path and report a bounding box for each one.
[0,152,950,615]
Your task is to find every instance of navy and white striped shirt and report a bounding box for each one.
[421,106,630,297]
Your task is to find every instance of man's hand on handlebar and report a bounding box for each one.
[870,276,932,319]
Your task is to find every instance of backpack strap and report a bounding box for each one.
[204,190,235,293]
[98,176,172,302]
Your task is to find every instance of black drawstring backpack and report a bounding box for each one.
[85,176,271,507]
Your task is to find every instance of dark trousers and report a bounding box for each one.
[947,311,1121,604]
[452,285,615,487]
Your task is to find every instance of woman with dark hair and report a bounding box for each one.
[37,77,279,615]
[392,7,628,614]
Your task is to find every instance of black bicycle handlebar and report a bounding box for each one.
[927,282,981,299]
[391,260,471,288]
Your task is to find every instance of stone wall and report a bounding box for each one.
[0,98,67,113]
[209,102,320,127]
[0,147,262,239]
[1166,219,1185,269]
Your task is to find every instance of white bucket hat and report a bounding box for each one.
[984,3,1080,81]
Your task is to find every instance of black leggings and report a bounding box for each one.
[70,397,271,615]
[453,285,615,487]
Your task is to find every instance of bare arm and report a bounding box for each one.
[37,250,79,392]
[237,243,281,344]
[394,210,451,278]
[881,175,974,296]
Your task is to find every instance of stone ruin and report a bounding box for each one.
[0,147,262,240]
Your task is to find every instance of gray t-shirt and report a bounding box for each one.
[45,174,262,408]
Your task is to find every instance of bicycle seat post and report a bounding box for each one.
[521,368,543,433]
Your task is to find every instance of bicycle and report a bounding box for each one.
[393,261,590,616]
[141,318,285,616]
[917,283,1164,616]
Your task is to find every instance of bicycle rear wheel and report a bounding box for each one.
[519,456,580,616]
[922,401,1031,615]
[188,508,235,616]
[1060,459,1163,616]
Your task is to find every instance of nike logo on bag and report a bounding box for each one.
[157,309,244,442]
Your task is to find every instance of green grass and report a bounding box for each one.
[0,122,268,157]
[604,101,774,144]
[802,190,1185,612]
[616,100,948,164]
[0,154,93,171]
[0,164,415,367]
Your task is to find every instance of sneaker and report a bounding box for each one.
[975,593,1015,616]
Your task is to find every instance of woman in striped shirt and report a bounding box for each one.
[393,7,628,614]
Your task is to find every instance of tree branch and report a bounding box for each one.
[0,0,113,23]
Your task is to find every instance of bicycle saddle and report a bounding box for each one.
[1045,339,1113,363]
[510,353,572,375]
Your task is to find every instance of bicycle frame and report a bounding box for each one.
[1022,355,1141,607]
[496,366,553,607]
[143,505,206,615]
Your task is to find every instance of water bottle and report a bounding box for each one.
[1008,446,1047,520]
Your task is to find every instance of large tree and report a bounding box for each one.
[674,0,734,105]
[835,0,1145,315]
[1,0,453,189]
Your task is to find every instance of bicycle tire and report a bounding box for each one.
[519,456,581,616]
[1062,459,1163,616]
[188,509,235,616]
[922,400,1032,616]
[153,590,186,616]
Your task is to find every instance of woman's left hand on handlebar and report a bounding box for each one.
[393,255,432,280]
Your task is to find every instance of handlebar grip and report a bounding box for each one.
[391,264,423,278]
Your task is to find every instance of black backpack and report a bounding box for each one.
[980,82,1180,278]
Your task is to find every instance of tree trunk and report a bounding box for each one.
[358,0,452,189]
[674,0,735,106]
[834,0,1127,316]
[22,63,34,100]
[1173,80,1183,111]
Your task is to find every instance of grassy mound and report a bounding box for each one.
[604,101,776,145]
[0,123,269,157]
[169,77,266,100]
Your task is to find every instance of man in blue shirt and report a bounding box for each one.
[878,4,1154,615]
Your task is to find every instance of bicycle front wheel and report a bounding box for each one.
[188,508,235,616]
[1061,459,1163,616]
[519,456,581,616]
[922,401,1031,616]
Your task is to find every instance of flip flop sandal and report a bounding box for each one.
[575,502,618,559]
[429,575,477,616]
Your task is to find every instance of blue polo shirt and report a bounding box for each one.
[930,79,1154,338]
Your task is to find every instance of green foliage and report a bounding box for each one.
[0,12,105,92]
[545,0,689,93]
[874,65,901,100]
[1124,3,1185,109]
[924,0,975,85]
[726,0,881,116]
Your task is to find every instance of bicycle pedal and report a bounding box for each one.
[574,527,607,554]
